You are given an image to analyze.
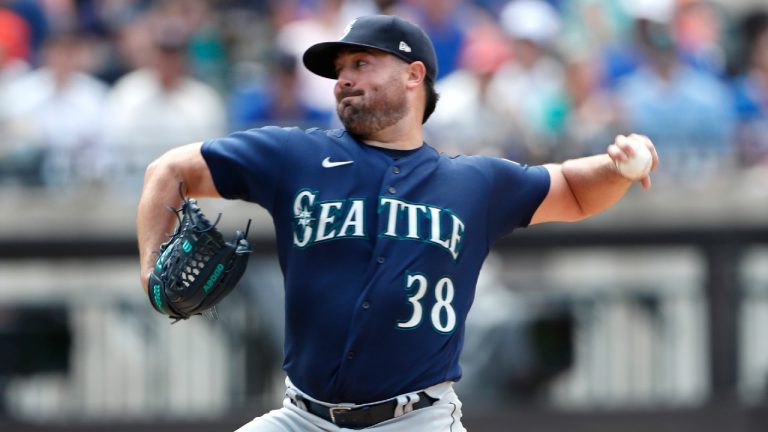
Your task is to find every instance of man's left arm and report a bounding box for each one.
[531,134,659,224]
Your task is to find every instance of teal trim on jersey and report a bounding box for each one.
[377,196,465,260]
[313,200,345,242]
[428,275,458,335]
[395,272,459,335]
[292,188,320,248]
[291,188,368,249]
[311,198,368,244]
[395,270,428,331]
[336,198,368,238]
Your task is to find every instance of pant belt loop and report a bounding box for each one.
[393,392,421,418]
[286,388,307,411]
[405,393,420,413]
[393,395,408,418]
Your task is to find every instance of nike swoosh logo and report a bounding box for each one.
[322,157,354,168]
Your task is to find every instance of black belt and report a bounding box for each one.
[290,391,437,430]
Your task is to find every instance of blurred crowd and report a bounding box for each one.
[0,0,766,188]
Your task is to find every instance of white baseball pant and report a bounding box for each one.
[235,378,467,432]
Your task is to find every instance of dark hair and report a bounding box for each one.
[744,11,768,66]
[422,77,440,124]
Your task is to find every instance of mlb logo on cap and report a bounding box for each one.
[303,15,438,82]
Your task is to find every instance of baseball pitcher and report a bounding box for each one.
[137,15,658,432]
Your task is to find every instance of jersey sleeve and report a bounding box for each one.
[485,158,550,241]
[200,126,294,212]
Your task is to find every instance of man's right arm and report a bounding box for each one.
[136,142,220,293]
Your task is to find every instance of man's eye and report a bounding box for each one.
[356,60,367,68]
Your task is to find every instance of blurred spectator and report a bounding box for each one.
[187,2,228,92]
[373,0,401,15]
[615,6,735,180]
[599,0,727,84]
[544,53,622,161]
[62,2,150,85]
[229,50,332,130]
[36,0,79,35]
[0,32,108,186]
[0,0,758,189]
[487,0,564,164]
[105,16,226,180]
[427,24,521,158]
[600,0,674,87]
[672,0,727,76]
[732,10,768,167]
[407,0,468,80]
[0,8,30,87]
[73,0,148,35]
[275,0,362,118]
[2,0,49,63]
[152,0,229,93]
[471,0,518,17]
[558,0,633,74]
[0,6,31,62]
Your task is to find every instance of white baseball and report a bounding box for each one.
[615,137,652,180]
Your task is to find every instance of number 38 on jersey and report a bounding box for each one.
[397,273,457,334]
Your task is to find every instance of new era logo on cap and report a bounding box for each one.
[302,15,438,82]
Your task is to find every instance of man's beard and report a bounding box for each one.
[336,77,408,138]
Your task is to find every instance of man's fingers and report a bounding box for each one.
[640,176,652,190]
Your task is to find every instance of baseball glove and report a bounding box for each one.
[148,191,252,322]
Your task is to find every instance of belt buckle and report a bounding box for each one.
[329,405,352,423]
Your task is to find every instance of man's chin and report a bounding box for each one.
[338,112,370,136]
[341,122,373,138]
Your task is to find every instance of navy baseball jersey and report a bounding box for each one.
[201,127,550,404]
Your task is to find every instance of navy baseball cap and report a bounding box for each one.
[303,15,438,82]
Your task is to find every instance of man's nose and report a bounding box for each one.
[336,68,354,88]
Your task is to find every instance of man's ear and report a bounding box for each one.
[405,61,427,89]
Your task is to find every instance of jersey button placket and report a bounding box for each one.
[387,163,398,198]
